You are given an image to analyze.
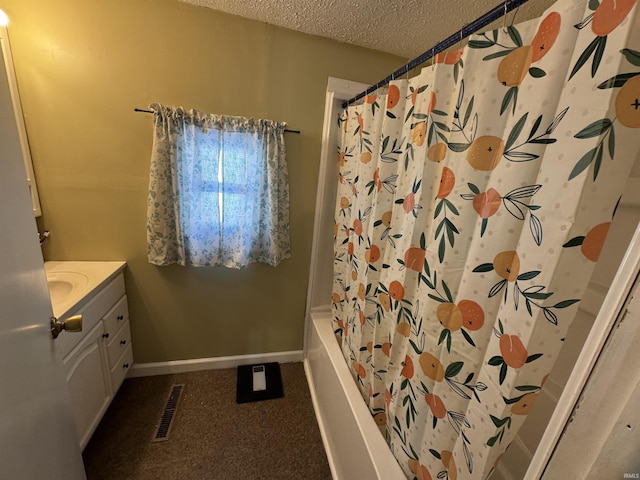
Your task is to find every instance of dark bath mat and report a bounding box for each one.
[236,362,284,403]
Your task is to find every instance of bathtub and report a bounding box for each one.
[304,306,406,480]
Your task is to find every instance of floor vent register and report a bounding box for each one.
[152,384,184,442]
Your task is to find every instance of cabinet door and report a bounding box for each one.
[63,321,111,450]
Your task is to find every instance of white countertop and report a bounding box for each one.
[45,261,126,318]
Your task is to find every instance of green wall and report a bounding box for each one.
[3,0,404,362]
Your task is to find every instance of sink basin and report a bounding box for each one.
[45,261,126,318]
[47,271,89,307]
[48,279,74,301]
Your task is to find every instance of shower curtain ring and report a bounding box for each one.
[502,2,508,32]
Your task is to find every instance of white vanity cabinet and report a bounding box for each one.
[57,269,133,450]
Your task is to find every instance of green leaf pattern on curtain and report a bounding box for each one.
[332,0,640,478]
[147,105,290,269]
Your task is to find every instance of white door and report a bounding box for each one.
[0,59,86,479]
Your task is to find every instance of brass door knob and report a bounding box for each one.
[50,314,83,339]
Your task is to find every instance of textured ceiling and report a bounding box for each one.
[180,0,558,59]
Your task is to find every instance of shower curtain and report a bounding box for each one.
[331,0,640,478]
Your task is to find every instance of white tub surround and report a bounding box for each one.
[303,79,406,480]
[305,307,405,480]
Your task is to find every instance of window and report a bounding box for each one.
[147,104,290,269]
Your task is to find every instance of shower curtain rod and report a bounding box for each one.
[343,0,531,108]
[134,108,301,134]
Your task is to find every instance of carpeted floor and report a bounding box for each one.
[83,362,332,479]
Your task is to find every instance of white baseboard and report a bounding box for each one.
[128,350,304,378]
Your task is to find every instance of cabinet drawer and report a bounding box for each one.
[110,345,133,392]
[103,295,129,338]
[106,321,131,369]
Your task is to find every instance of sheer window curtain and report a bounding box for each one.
[332,0,640,478]
[147,104,290,269]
